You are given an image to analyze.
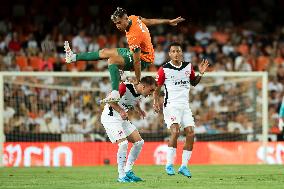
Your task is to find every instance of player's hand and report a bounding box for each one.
[169,16,185,26]
[132,78,140,85]
[199,59,210,75]
[153,103,160,113]
[138,110,146,119]
[120,110,128,120]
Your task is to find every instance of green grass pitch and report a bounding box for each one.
[1,165,283,189]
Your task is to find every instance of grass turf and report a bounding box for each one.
[0,165,283,189]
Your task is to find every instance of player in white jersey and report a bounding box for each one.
[101,76,157,183]
[153,42,209,178]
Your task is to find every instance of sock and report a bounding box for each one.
[76,51,100,61]
[181,150,192,167]
[125,140,144,172]
[117,140,128,178]
[166,147,176,166]
[108,64,120,90]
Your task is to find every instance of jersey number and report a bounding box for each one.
[128,55,132,62]
[137,19,145,33]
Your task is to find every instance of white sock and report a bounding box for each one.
[125,139,144,172]
[117,140,128,178]
[71,54,76,62]
[181,150,192,167]
[166,147,176,166]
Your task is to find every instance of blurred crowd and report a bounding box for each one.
[3,76,164,137]
[3,75,278,138]
[1,0,284,137]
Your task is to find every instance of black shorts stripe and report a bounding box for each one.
[164,84,168,107]
[108,107,113,116]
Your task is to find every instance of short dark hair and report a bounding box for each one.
[111,7,127,21]
[168,42,182,51]
[140,76,157,86]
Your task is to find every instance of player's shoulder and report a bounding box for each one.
[162,61,191,70]
[129,15,139,21]
[127,15,141,37]
[119,82,127,88]
[124,82,140,97]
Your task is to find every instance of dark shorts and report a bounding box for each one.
[117,48,150,71]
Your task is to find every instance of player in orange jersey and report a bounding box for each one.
[64,7,184,103]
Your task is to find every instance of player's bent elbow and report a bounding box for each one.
[190,81,198,87]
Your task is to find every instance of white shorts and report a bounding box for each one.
[101,112,136,143]
[163,105,195,129]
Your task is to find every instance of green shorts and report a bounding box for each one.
[117,48,150,71]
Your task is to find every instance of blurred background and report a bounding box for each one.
[1,0,284,166]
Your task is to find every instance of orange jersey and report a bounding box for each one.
[126,15,154,63]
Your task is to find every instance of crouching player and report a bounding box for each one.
[101,76,157,182]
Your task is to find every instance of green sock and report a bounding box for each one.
[108,64,120,91]
[76,51,100,61]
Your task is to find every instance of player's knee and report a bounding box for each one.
[171,127,180,138]
[186,129,194,138]
[107,57,120,65]
[134,139,144,147]
[107,57,114,65]
[118,140,128,149]
[100,48,110,57]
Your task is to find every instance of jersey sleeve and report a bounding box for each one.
[190,64,196,81]
[156,67,165,86]
[119,83,126,97]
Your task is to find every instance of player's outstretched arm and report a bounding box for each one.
[141,16,185,26]
[190,59,209,86]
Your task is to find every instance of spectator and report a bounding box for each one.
[154,44,166,67]
[8,32,21,52]
[73,119,93,134]
[42,113,61,134]
[72,30,87,53]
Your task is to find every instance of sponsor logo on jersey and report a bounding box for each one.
[174,80,190,85]
[185,71,190,77]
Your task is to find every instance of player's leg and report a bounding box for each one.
[100,48,137,103]
[116,138,132,182]
[100,55,125,103]
[177,126,194,178]
[178,107,195,178]
[164,106,182,175]
[101,114,132,182]
[183,126,194,164]
[166,123,180,175]
[77,48,120,60]
[124,122,144,182]
[64,41,120,63]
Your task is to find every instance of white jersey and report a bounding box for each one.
[102,82,141,117]
[156,61,196,107]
